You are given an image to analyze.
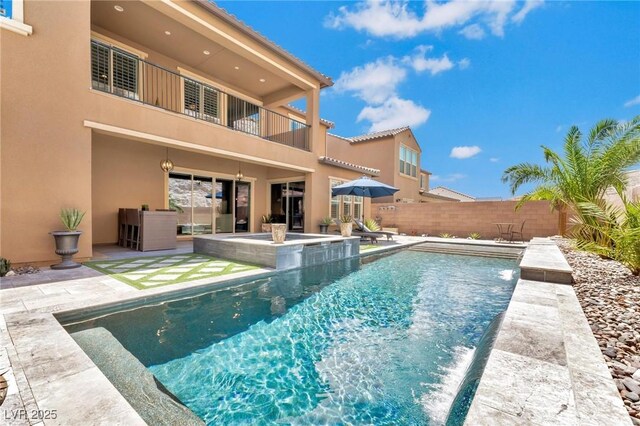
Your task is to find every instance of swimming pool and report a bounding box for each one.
[66,250,518,425]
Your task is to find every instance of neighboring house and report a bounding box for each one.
[0,0,376,263]
[327,127,435,203]
[603,169,640,209]
[428,187,476,202]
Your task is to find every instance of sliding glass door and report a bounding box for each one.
[169,172,250,235]
[270,181,305,232]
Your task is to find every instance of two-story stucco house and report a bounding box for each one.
[1,0,379,264]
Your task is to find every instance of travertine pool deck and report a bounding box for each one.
[465,238,631,425]
[0,236,424,424]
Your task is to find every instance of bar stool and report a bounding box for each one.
[117,208,127,247]
[125,209,141,251]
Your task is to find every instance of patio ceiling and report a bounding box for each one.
[91,0,307,103]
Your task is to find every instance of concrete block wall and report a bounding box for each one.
[374,200,559,239]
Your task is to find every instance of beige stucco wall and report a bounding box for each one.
[1,1,93,264]
[327,131,425,204]
[375,201,560,239]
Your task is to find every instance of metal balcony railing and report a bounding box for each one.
[90,40,310,151]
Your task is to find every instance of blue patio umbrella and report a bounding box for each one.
[331,176,399,198]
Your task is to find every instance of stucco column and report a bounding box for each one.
[305,87,321,154]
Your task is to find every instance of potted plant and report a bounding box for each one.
[339,215,353,237]
[50,208,85,269]
[261,214,274,232]
[271,223,287,244]
[319,216,333,234]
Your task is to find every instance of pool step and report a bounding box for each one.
[410,242,524,260]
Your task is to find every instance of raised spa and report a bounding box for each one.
[193,233,360,270]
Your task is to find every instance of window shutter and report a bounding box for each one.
[91,42,110,91]
[112,48,138,98]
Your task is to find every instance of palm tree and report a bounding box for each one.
[502,116,640,234]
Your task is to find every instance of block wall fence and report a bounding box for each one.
[374,200,561,239]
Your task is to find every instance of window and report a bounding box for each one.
[184,78,220,123]
[0,0,12,18]
[0,0,32,36]
[330,179,364,220]
[399,144,418,178]
[420,174,426,189]
[91,40,139,100]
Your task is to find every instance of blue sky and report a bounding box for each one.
[218,1,640,198]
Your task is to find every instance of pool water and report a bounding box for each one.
[67,251,517,425]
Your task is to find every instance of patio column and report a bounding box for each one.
[305,87,321,154]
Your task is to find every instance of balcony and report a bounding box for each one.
[90,40,310,151]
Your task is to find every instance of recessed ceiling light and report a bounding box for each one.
[203,50,210,55]
[234,66,240,70]
[164,30,171,36]
[259,78,266,83]
[114,5,124,12]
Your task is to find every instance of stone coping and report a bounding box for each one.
[465,241,631,425]
[0,236,425,424]
[194,232,359,247]
[520,237,573,284]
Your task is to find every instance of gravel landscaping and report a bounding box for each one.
[556,238,640,424]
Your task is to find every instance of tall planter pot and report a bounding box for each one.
[340,223,352,237]
[261,223,273,233]
[50,231,82,269]
[271,223,287,244]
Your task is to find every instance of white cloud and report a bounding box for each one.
[459,23,485,40]
[458,58,471,69]
[357,97,431,132]
[555,125,564,133]
[333,57,407,104]
[431,173,466,182]
[402,45,469,75]
[326,0,538,39]
[624,95,640,108]
[489,157,499,162]
[402,45,454,75]
[450,145,482,159]
[512,0,544,24]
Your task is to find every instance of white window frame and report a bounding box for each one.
[91,34,145,101]
[399,144,419,178]
[0,0,32,36]
[329,178,364,220]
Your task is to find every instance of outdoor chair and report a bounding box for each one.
[118,208,127,247]
[125,208,141,251]
[333,219,380,244]
[510,220,526,243]
[354,219,395,241]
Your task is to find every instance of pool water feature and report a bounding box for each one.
[67,251,518,425]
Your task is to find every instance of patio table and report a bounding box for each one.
[494,222,514,242]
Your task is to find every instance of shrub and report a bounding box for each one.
[340,215,353,224]
[0,258,11,277]
[468,233,481,240]
[261,214,273,224]
[60,208,85,231]
[321,216,333,225]
[573,201,640,275]
[364,218,381,231]
[439,233,452,238]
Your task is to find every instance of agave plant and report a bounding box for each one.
[261,214,274,224]
[340,215,353,224]
[439,233,452,238]
[468,232,481,240]
[502,116,640,235]
[321,216,333,225]
[364,218,381,232]
[60,208,85,231]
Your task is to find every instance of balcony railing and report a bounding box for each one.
[90,40,310,150]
